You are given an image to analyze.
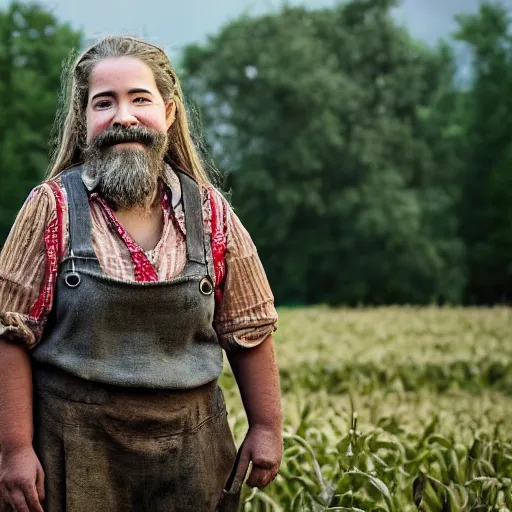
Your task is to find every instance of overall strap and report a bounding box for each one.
[177,172,206,266]
[60,166,97,261]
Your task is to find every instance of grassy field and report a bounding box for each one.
[220,307,512,511]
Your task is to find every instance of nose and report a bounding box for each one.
[111,103,138,128]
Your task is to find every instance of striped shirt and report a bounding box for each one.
[0,165,277,351]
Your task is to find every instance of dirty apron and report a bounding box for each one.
[31,166,243,511]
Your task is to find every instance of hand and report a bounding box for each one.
[235,425,283,489]
[0,445,45,512]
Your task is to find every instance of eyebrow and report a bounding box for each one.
[91,88,154,101]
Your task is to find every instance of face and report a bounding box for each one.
[86,56,174,143]
[83,56,176,210]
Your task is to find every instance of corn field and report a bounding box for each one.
[220,307,512,511]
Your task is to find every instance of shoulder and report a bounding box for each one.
[204,184,231,212]
[1,182,59,265]
[20,181,60,219]
[203,185,258,257]
[201,184,233,237]
[42,175,68,211]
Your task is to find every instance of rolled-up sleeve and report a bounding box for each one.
[214,199,278,351]
[0,185,55,349]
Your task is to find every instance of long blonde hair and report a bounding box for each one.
[46,36,215,186]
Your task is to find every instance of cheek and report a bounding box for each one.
[86,110,112,142]
[140,110,169,132]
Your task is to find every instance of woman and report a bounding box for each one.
[0,36,282,512]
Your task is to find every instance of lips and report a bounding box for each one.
[113,141,143,147]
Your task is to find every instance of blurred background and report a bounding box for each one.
[1,0,512,308]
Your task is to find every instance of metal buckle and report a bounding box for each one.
[199,276,214,296]
[64,250,81,288]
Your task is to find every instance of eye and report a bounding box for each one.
[134,97,151,104]
[94,100,112,109]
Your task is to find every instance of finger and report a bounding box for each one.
[6,489,30,512]
[264,466,279,486]
[35,464,45,503]
[246,465,278,489]
[22,482,44,512]
[246,465,265,488]
[247,463,274,489]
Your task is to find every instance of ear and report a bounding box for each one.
[165,100,176,129]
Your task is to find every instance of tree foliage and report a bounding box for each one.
[0,2,82,241]
[455,2,512,304]
[182,0,467,305]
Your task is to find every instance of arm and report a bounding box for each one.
[0,185,58,512]
[0,342,34,449]
[227,335,283,489]
[208,188,282,489]
[0,342,44,512]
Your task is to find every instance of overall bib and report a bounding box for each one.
[31,167,242,511]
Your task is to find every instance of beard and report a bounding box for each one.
[83,125,168,210]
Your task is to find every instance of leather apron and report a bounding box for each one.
[31,167,243,511]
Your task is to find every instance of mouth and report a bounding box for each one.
[111,141,145,148]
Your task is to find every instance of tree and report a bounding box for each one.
[455,2,512,304]
[0,2,82,243]
[182,0,465,305]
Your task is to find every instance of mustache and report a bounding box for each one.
[90,125,167,152]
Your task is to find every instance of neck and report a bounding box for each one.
[115,181,162,218]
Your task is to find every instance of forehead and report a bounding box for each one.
[88,56,158,96]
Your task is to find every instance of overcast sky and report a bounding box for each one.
[2,0,508,60]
